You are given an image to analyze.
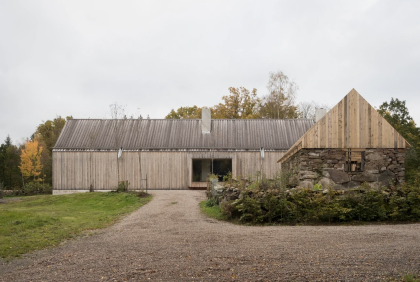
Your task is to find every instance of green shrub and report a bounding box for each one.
[218,180,420,224]
[205,198,217,207]
[116,181,130,192]
[23,182,52,195]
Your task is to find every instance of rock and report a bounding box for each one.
[333,164,344,170]
[299,171,317,180]
[365,151,385,161]
[328,169,350,184]
[351,172,377,182]
[387,164,397,170]
[309,153,319,157]
[342,181,360,189]
[380,167,386,171]
[317,178,335,189]
[289,175,299,186]
[366,170,379,174]
[299,180,314,189]
[377,170,396,188]
[332,184,345,190]
[322,170,331,178]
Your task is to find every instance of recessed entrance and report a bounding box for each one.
[192,159,232,182]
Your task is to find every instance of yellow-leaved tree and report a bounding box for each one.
[19,140,43,182]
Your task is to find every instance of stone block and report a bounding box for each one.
[377,170,397,188]
[387,164,397,170]
[317,178,335,189]
[328,169,350,184]
[334,164,344,170]
[352,172,377,182]
[365,151,385,161]
[299,180,314,189]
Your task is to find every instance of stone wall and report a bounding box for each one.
[282,148,406,190]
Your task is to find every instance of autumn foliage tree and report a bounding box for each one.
[212,87,261,119]
[165,106,202,119]
[19,140,43,182]
[34,116,72,185]
[165,71,300,120]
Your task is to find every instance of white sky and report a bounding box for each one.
[1,0,420,144]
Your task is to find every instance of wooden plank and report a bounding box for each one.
[378,114,382,147]
[328,111,332,148]
[359,95,364,148]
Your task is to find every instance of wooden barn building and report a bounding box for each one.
[279,89,410,189]
[52,108,314,194]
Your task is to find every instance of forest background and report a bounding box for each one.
[1,71,419,193]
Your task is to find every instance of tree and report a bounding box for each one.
[165,106,202,119]
[19,140,43,182]
[0,136,22,189]
[260,71,299,119]
[34,116,72,185]
[378,98,420,182]
[298,101,331,119]
[109,103,127,189]
[164,70,301,120]
[212,87,261,119]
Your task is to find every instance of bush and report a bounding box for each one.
[205,198,217,207]
[218,179,420,224]
[116,181,130,192]
[22,182,52,195]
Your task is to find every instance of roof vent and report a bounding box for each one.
[202,107,211,134]
[315,108,327,122]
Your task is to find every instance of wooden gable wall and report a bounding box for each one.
[279,89,410,163]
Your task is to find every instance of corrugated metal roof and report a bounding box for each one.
[54,119,314,150]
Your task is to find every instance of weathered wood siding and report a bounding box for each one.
[279,89,410,162]
[53,151,285,190]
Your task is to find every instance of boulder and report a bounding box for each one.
[377,170,396,188]
[322,170,331,178]
[328,169,350,184]
[299,171,318,180]
[351,172,377,183]
[317,178,335,189]
[299,180,314,189]
[365,151,385,161]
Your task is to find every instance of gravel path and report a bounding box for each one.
[1,190,419,281]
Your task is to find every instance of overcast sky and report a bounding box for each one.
[1,0,419,144]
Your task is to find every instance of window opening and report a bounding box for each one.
[345,149,365,172]
[192,159,232,182]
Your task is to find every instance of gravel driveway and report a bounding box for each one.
[1,190,419,281]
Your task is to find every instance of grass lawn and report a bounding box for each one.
[199,200,228,220]
[0,192,152,259]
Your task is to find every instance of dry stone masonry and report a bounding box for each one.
[282,148,406,190]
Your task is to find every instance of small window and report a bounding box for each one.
[345,149,365,172]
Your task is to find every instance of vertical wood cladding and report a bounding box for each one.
[53,151,285,190]
[279,89,410,163]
